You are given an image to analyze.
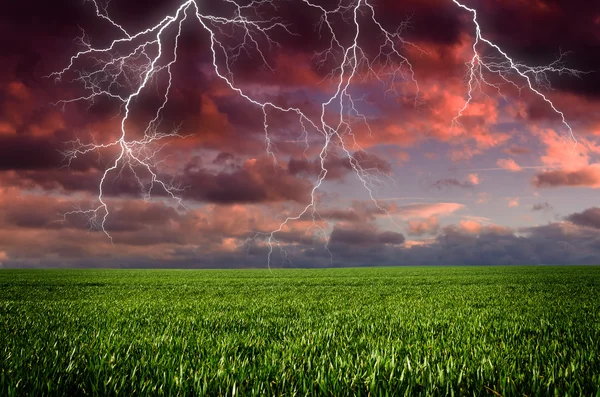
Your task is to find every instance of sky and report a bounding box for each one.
[1,0,600,268]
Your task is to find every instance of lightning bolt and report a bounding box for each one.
[51,0,581,267]
[451,0,584,146]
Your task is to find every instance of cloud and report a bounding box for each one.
[458,220,482,234]
[0,154,320,205]
[466,173,480,185]
[321,209,364,223]
[318,200,398,224]
[395,202,464,219]
[533,165,600,188]
[432,178,471,190]
[534,128,591,170]
[326,218,600,267]
[181,156,314,204]
[532,202,553,212]
[408,216,440,236]
[0,135,64,171]
[566,207,600,229]
[454,0,600,99]
[497,158,522,172]
[287,150,392,181]
[3,195,600,267]
[507,198,520,208]
[504,146,531,156]
[431,175,477,190]
[531,128,600,188]
[329,225,405,246]
[1,0,600,269]
[475,192,490,205]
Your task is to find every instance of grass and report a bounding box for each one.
[1,266,599,396]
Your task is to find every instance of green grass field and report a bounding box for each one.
[1,267,599,396]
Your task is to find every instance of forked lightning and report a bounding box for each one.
[51,0,581,265]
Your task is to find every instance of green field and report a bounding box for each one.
[1,267,599,396]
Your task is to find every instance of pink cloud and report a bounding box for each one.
[396,202,464,219]
[408,216,440,236]
[508,198,520,207]
[459,220,482,234]
[467,173,480,185]
[497,158,522,172]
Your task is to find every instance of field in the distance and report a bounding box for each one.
[1,267,599,396]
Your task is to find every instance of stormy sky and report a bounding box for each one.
[1,0,600,268]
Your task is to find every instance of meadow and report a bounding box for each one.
[1,266,599,396]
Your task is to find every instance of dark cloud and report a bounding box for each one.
[305,200,393,224]
[213,152,235,166]
[321,209,364,223]
[352,150,394,174]
[566,207,600,229]
[400,221,600,267]
[1,0,599,268]
[0,135,63,171]
[4,199,600,267]
[0,153,314,204]
[431,178,474,190]
[287,156,351,180]
[288,150,391,181]
[532,202,553,212]
[378,231,406,245]
[1,0,597,174]
[181,156,312,204]
[0,167,137,195]
[329,225,405,246]
[104,202,182,232]
[378,0,464,46]
[322,220,600,267]
[533,166,600,188]
[0,153,316,205]
[504,146,531,156]
[456,0,600,98]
